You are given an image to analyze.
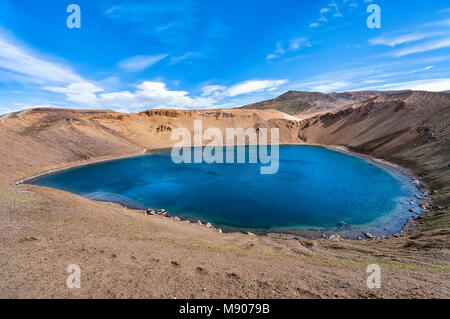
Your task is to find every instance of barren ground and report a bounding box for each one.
[0,91,449,298]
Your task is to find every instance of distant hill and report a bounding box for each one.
[240,90,387,116]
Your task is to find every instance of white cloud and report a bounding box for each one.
[369,32,443,47]
[201,79,288,99]
[118,54,168,72]
[391,38,450,57]
[356,78,450,92]
[425,18,450,27]
[289,37,311,51]
[43,82,104,105]
[266,42,285,60]
[222,80,288,97]
[201,85,227,97]
[0,33,83,85]
[46,81,216,110]
[170,52,199,64]
[406,66,434,75]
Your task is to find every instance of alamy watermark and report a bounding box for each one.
[366,264,381,289]
[367,4,381,29]
[170,120,280,175]
[66,4,81,29]
[66,264,81,289]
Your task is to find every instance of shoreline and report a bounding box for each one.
[18,143,432,241]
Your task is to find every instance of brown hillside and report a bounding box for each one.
[0,91,448,299]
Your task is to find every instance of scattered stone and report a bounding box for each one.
[365,233,375,240]
[171,261,179,267]
[202,288,207,292]
[145,208,156,215]
[205,222,213,229]
[409,208,415,213]
[446,162,450,168]
[416,153,424,157]
[247,232,256,236]
[218,229,223,233]
[328,234,341,241]
[197,220,203,226]
[173,217,181,221]
[111,253,117,258]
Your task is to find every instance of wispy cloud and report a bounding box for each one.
[170,52,199,65]
[44,78,289,112]
[103,0,198,45]
[43,82,103,105]
[309,0,345,28]
[369,32,443,47]
[267,38,310,60]
[202,79,289,98]
[356,78,450,92]
[391,38,450,57]
[118,54,168,72]
[0,33,83,85]
[406,65,434,75]
[266,42,285,60]
[45,81,215,110]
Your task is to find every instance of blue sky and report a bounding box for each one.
[0,0,449,114]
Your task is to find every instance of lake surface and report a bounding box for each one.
[30,146,420,238]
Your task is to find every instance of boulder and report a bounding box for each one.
[365,232,375,240]
[328,234,341,241]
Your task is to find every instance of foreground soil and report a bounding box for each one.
[0,91,449,298]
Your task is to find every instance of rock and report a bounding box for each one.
[197,220,203,226]
[218,229,223,233]
[146,209,155,215]
[205,222,213,229]
[328,234,341,241]
[156,209,167,216]
[357,236,363,240]
[365,233,375,240]
[416,153,424,157]
[173,217,181,221]
[446,162,450,168]
[247,232,256,236]
[409,208,415,213]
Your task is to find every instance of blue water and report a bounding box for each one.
[30,146,419,237]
